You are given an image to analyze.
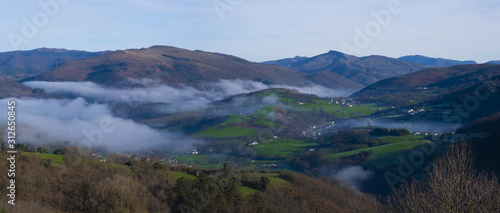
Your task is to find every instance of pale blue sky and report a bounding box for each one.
[1,0,499,62]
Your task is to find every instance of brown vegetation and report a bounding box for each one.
[387,142,500,212]
[0,143,380,213]
[1,135,498,212]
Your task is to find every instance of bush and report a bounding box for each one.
[91,174,150,213]
[53,148,64,155]
[370,128,410,136]
[260,176,270,190]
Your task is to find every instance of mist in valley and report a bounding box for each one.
[3,79,353,153]
[336,118,462,133]
[0,97,202,153]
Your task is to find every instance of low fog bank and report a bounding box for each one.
[325,165,374,191]
[206,94,281,116]
[0,98,201,153]
[25,79,355,114]
[337,118,462,133]
[9,79,355,153]
[277,85,356,98]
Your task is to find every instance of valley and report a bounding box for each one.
[0,46,499,212]
[2,1,499,211]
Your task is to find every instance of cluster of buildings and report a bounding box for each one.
[403,108,426,115]
[90,152,106,162]
[296,98,361,108]
[328,98,358,108]
[257,163,279,169]
[167,159,193,168]
[247,136,279,146]
[413,131,439,136]
[412,131,468,144]
[302,121,336,138]
[189,149,199,155]
[248,142,259,146]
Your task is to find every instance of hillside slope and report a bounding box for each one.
[0,149,380,213]
[457,112,500,178]
[0,78,63,99]
[32,46,360,90]
[0,48,105,79]
[352,64,500,122]
[263,50,428,85]
[0,78,33,98]
[302,70,364,90]
[352,64,500,99]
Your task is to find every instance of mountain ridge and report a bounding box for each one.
[30,46,362,90]
[263,50,428,86]
[351,63,500,108]
[399,55,477,67]
[0,48,106,80]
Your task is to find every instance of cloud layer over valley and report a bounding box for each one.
[329,166,374,190]
[25,79,354,113]
[337,118,462,133]
[0,98,201,153]
[0,79,354,153]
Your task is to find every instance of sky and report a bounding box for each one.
[0,0,499,63]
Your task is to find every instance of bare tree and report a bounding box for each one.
[388,142,500,213]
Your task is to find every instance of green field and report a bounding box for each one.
[252,107,277,127]
[240,186,259,195]
[195,126,258,138]
[348,103,387,115]
[253,139,318,158]
[293,100,384,118]
[222,115,251,125]
[238,173,290,195]
[23,152,64,167]
[295,100,346,114]
[253,106,276,117]
[259,90,296,102]
[176,154,222,169]
[253,119,275,127]
[268,176,289,187]
[258,90,385,118]
[377,135,427,144]
[329,140,431,161]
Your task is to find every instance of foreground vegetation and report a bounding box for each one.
[0,136,499,213]
[388,142,500,212]
[0,145,380,213]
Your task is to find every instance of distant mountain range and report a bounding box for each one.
[0,46,497,97]
[398,55,477,67]
[0,48,106,80]
[487,60,500,64]
[263,51,428,86]
[28,46,364,90]
[262,56,308,67]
